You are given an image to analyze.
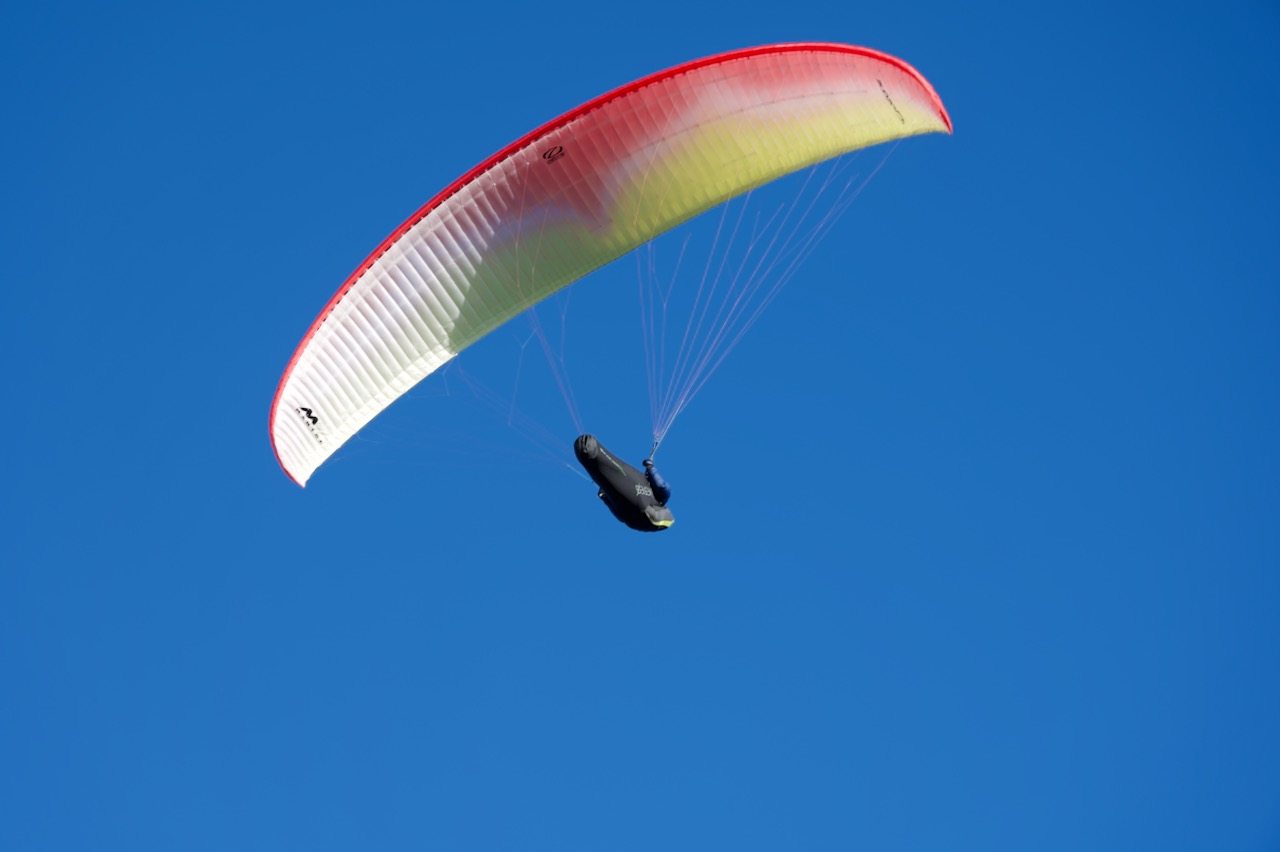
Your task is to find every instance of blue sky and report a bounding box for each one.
[3,2,1278,850]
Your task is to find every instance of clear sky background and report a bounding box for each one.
[3,2,1278,850]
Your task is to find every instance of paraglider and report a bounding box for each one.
[269,42,951,505]
[574,435,674,532]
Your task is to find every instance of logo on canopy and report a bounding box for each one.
[296,406,325,444]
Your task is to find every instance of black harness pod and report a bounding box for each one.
[574,434,674,532]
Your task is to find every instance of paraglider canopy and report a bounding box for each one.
[269,42,951,486]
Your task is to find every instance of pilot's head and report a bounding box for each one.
[645,504,675,530]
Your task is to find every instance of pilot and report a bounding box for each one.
[573,434,674,532]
